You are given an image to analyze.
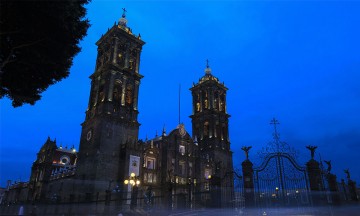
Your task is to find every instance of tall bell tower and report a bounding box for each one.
[76,9,145,192]
[190,60,234,207]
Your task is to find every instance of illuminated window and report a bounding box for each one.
[204,122,209,137]
[145,157,156,170]
[144,173,148,182]
[205,169,211,179]
[205,182,210,191]
[179,145,185,155]
[179,161,185,175]
[148,173,153,183]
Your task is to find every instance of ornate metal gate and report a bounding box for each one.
[253,118,310,208]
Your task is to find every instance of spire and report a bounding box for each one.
[119,8,128,27]
[205,59,212,74]
[162,125,166,136]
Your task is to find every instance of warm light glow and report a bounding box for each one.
[275,187,279,191]
[130,179,134,185]
[208,175,211,179]
[136,180,140,185]
[124,180,129,184]
[130,172,135,177]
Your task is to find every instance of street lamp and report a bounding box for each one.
[124,172,140,210]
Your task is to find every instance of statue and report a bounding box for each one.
[204,99,208,109]
[324,160,332,173]
[306,145,317,160]
[241,146,252,160]
[344,169,351,180]
[196,102,200,111]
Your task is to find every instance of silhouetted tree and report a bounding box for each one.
[0,0,90,107]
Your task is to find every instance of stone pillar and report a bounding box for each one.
[306,159,324,205]
[133,81,139,110]
[210,176,221,208]
[199,90,203,112]
[112,37,119,64]
[121,76,127,106]
[242,160,254,208]
[124,44,130,68]
[107,71,116,101]
[327,173,341,205]
[348,180,359,201]
[135,49,141,73]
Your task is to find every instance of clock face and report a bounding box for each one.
[86,130,92,141]
[60,155,70,165]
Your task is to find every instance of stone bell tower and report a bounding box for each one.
[190,60,234,207]
[76,9,145,193]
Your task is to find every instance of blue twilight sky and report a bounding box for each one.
[1,0,360,187]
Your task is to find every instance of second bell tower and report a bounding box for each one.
[190,61,234,207]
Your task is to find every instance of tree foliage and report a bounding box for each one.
[0,0,90,107]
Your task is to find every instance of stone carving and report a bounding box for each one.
[324,160,332,173]
[344,169,351,180]
[306,145,317,160]
[241,146,252,160]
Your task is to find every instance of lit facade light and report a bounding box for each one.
[130,172,135,177]
[124,180,129,184]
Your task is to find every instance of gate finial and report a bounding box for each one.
[241,146,252,160]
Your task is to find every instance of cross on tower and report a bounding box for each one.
[122,8,127,17]
[206,59,209,68]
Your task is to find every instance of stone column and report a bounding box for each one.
[112,37,119,64]
[135,49,141,73]
[242,160,254,208]
[93,77,100,107]
[133,81,139,110]
[124,44,130,68]
[326,174,341,205]
[121,76,127,106]
[306,159,324,205]
[199,90,203,112]
[348,179,359,201]
[107,71,116,101]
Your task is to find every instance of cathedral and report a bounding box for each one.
[4,10,234,210]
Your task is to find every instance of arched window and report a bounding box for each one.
[204,121,209,137]
[113,79,122,111]
[126,85,133,105]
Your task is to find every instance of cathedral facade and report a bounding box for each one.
[4,10,234,209]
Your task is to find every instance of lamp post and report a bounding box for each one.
[275,187,279,208]
[187,178,192,209]
[124,172,140,210]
